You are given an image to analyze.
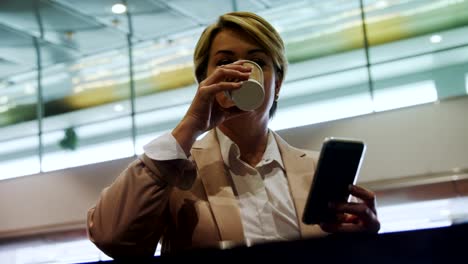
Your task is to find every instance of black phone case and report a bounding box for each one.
[302,138,366,225]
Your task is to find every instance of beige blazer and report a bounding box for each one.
[87,130,326,258]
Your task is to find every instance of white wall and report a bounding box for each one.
[0,157,133,239]
[1,96,467,238]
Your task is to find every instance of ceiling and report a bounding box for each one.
[1,0,467,79]
[0,0,468,131]
[0,0,468,178]
[0,0,277,78]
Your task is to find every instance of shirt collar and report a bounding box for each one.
[215,127,284,169]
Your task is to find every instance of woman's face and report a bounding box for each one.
[206,28,281,124]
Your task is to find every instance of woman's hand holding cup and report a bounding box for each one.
[172,61,252,155]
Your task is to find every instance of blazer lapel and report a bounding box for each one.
[273,132,327,238]
[191,130,245,244]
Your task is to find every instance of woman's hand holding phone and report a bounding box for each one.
[319,184,380,234]
[302,137,380,234]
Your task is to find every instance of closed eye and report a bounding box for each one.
[251,58,266,67]
[216,59,235,66]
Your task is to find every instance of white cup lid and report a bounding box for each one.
[231,80,265,111]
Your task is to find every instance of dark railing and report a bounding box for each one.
[83,223,468,264]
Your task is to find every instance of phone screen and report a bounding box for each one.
[302,138,366,225]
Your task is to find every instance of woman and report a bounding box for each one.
[87,11,380,258]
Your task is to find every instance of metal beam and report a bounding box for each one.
[122,0,137,156]
[33,0,44,172]
[232,0,238,11]
[359,0,375,102]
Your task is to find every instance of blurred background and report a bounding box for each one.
[0,0,467,262]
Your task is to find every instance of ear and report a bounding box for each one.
[274,70,283,97]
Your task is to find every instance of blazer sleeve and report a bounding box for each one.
[86,154,190,258]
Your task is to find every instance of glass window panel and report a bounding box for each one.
[135,104,189,154]
[265,0,367,73]
[465,73,468,94]
[0,70,39,181]
[285,50,368,82]
[250,0,372,119]
[377,197,468,233]
[132,36,198,114]
[281,67,369,100]
[365,0,468,63]
[0,26,37,79]
[0,135,39,180]
[41,116,134,172]
[134,84,196,114]
[0,70,38,135]
[373,80,437,112]
[271,68,372,131]
[271,93,373,131]
[41,47,131,132]
[371,47,468,101]
[0,134,38,157]
[0,59,31,80]
[132,33,197,152]
[0,22,39,181]
[38,40,78,67]
[38,1,131,178]
[0,121,37,143]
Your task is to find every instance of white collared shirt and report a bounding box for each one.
[215,128,300,245]
[144,129,300,245]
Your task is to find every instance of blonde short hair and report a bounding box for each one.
[193,11,287,84]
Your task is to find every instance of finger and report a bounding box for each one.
[342,213,360,224]
[204,66,251,85]
[320,222,366,233]
[229,60,253,67]
[349,185,378,214]
[320,213,380,233]
[229,61,257,72]
[323,205,359,224]
[333,202,375,220]
[333,202,380,232]
[349,185,375,201]
[199,81,243,97]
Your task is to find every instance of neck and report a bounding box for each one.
[219,120,269,167]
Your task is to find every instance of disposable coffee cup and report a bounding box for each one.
[226,60,264,111]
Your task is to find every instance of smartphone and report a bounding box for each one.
[302,137,366,225]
